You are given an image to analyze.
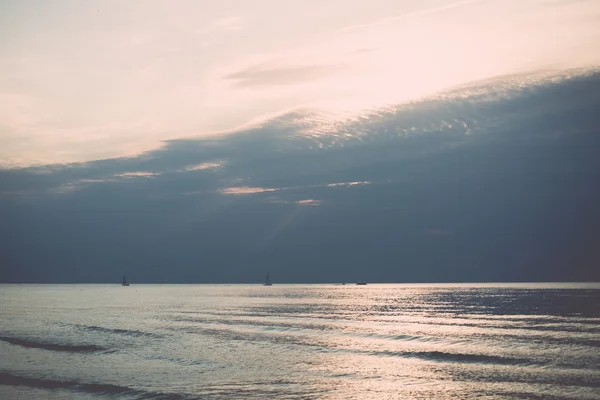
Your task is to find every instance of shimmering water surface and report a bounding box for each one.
[1,283,599,399]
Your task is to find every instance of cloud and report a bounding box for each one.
[296,199,321,206]
[219,186,278,195]
[47,172,161,195]
[267,198,323,206]
[218,182,374,197]
[223,63,341,87]
[2,0,599,170]
[337,0,488,33]
[180,162,223,172]
[195,16,244,36]
[4,68,598,196]
[113,172,160,178]
[49,179,115,195]
[2,70,600,282]
[327,181,372,188]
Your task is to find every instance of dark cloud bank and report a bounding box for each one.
[1,69,599,283]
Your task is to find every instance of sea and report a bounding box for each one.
[1,283,599,400]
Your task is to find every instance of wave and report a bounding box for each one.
[175,316,429,339]
[168,315,449,344]
[0,336,107,353]
[0,373,318,399]
[370,348,599,371]
[366,315,600,334]
[72,324,164,338]
[182,323,600,371]
[168,315,338,333]
[448,367,600,390]
[169,314,600,354]
[179,326,541,367]
[380,350,533,365]
[0,372,189,399]
[144,354,209,367]
[361,348,600,371]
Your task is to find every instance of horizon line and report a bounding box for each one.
[2,281,599,285]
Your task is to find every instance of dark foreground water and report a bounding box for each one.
[1,283,599,399]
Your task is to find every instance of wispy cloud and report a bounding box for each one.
[113,172,160,178]
[337,0,488,33]
[219,186,278,195]
[296,199,321,206]
[180,162,223,172]
[50,178,118,195]
[195,16,244,36]
[219,181,373,196]
[327,181,371,188]
[48,172,161,194]
[224,63,340,87]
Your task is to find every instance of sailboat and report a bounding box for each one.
[121,276,130,286]
[263,272,272,286]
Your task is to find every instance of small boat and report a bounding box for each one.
[263,272,272,286]
[356,282,367,285]
[122,276,130,286]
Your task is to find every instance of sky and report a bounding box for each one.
[1,0,599,166]
[1,70,600,283]
[1,1,600,283]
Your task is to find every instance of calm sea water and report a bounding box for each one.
[1,283,599,399]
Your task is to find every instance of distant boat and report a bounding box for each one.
[263,272,272,286]
[122,276,130,286]
[356,282,367,285]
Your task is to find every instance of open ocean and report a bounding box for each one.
[1,283,599,399]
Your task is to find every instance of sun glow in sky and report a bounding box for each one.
[1,0,599,166]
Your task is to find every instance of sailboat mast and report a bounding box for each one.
[264,272,272,286]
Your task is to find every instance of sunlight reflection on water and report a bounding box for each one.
[1,283,599,399]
